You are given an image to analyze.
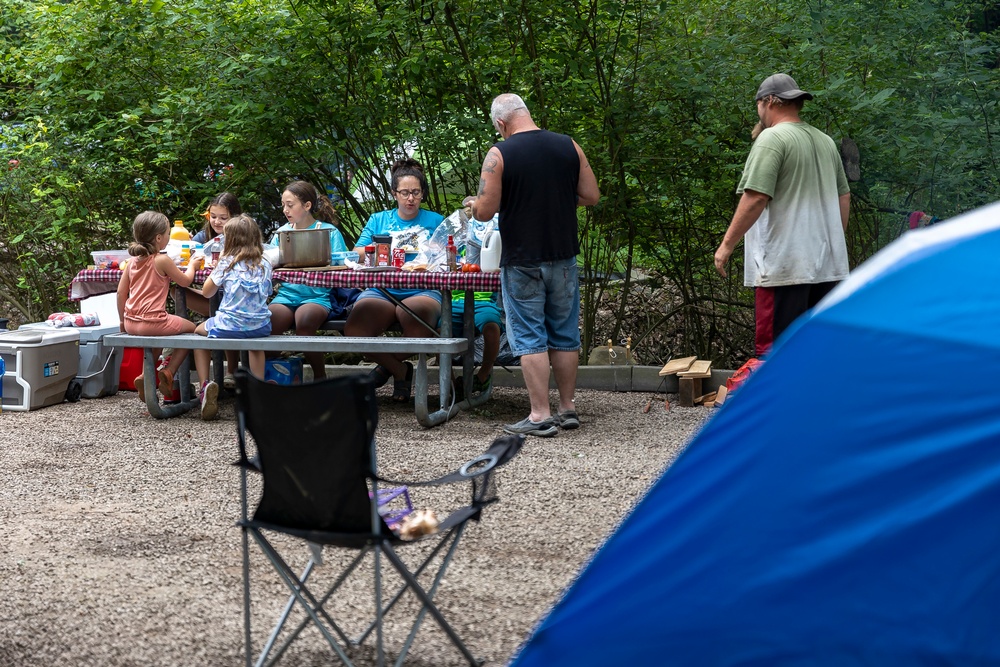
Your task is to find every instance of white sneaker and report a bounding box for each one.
[200,381,219,421]
[223,373,236,391]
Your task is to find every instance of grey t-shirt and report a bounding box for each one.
[738,121,850,287]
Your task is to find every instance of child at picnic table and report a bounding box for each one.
[176,191,243,388]
[268,180,348,381]
[451,290,502,398]
[344,158,444,402]
[191,214,273,420]
[453,213,503,398]
[117,210,203,406]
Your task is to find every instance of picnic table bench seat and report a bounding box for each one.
[103,332,472,426]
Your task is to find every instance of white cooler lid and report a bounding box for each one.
[19,321,115,343]
[0,328,81,345]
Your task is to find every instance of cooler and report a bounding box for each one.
[20,322,121,399]
[265,358,303,385]
[0,328,80,411]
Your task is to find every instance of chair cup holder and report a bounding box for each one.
[460,453,498,477]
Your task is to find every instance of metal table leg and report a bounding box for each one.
[210,291,225,386]
[142,347,198,419]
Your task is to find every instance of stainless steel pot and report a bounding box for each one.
[277,228,332,268]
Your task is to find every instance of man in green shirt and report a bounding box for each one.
[715,73,851,356]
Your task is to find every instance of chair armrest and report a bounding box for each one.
[378,434,524,488]
[232,455,262,472]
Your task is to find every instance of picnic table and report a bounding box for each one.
[70,267,501,426]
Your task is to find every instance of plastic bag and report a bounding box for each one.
[414,209,468,270]
[165,240,183,264]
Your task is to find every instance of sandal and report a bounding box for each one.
[392,362,414,403]
[157,367,174,395]
[369,364,393,389]
[473,373,492,394]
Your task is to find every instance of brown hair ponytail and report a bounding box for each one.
[128,211,169,258]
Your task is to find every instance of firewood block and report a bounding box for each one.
[695,391,717,406]
[714,384,728,406]
[678,377,702,407]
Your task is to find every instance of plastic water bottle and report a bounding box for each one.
[205,235,223,266]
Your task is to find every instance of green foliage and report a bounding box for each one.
[1,0,997,364]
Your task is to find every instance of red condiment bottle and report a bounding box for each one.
[446,235,457,272]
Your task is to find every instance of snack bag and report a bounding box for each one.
[389,225,430,256]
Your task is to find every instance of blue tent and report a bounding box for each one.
[511,201,1000,666]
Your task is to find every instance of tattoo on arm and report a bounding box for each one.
[482,153,499,175]
[477,178,486,196]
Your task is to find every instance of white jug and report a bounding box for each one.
[481,230,502,273]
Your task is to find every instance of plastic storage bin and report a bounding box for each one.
[90,250,130,269]
[0,328,80,411]
[20,322,121,398]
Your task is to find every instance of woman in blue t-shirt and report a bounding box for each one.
[268,180,348,381]
[344,158,444,402]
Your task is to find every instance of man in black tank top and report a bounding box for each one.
[464,93,600,437]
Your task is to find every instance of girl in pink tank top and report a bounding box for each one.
[116,211,203,406]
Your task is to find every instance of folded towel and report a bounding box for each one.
[46,312,100,327]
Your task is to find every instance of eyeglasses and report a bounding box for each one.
[394,189,422,199]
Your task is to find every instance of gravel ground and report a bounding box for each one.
[1,382,709,666]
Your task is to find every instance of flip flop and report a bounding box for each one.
[369,364,392,389]
[392,361,413,403]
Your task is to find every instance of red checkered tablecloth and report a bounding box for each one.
[271,268,500,291]
[69,269,214,301]
[69,268,500,301]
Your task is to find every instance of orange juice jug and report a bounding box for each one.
[170,220,191,242]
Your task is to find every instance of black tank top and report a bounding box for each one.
[496,130,580,265]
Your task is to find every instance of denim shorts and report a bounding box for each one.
[356,288,443,305]
[501,258,581,356]
[206,319,272,339]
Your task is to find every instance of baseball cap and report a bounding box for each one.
[755,73,813,101]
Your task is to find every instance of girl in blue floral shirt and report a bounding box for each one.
[192,214,272,419]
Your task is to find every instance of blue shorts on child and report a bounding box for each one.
[205,318,272,339]
[451,298,502,336]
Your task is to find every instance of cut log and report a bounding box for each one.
[714,384,728,406]
[695,391,717,406]
[678,377,702,407]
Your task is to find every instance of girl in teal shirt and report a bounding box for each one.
[268,180,348,380]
